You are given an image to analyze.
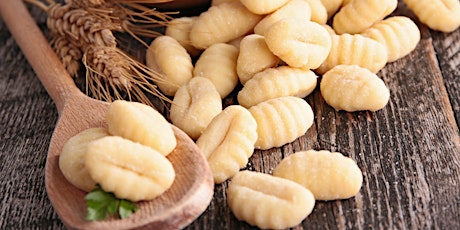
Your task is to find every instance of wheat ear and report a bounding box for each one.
[83,45,169,106]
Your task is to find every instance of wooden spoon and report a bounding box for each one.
[0,0,214,229]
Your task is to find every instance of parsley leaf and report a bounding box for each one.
[119,199,138,219]
[84,185,138,221]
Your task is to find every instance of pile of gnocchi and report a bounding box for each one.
[59,100,177,202]
[59,0,460,228]
[146,0,460,229]
[143,0,460,228]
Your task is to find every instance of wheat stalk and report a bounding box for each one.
[83,46,169,106]
[46,3,119,47]
[24,0,174,106]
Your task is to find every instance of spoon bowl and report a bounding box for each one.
[0,0,214,229]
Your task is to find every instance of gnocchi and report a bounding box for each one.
[320,65,390,112]
[236,34,280,84]
[249,96,314,150]
[253,0,312,36]
[189,1,263,49]
[403,0,460,32]
[239,0,290,15]
[146,35,193,96]
[273,150,363,200]
[196,105,257,183]
[238,66,317,108]
[85,136,175,202]
[226,35,245,49]
[227,170,315,229]
[59,127,109,192]
[170,77,222,140]
[332,0,398,34]
[320,0,344,19]
[193,43,239,98]
[315,33,388,74]
[106,100,177,156]
[361,16,421,62]
[264,18,332,70]
[304,0,328,24]
[165,16,201,57]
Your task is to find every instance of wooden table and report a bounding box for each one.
[1,1,459,229]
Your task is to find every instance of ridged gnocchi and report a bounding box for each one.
[249,96,314,150]
[193,43,239,98]
[189,1,263,49]
[361,16,420,62]
[146,35,193,96]
[170,77,222,140]
[237,34,280,84]
[238,66,318,108]
[320,65,390,112]
[273,150,363,200]
[85,136,175,202]
[315,33,388,74]
[239,0,290,15]
[403,0,460,33]
[59,127,109,192]
[253,0,312,36]
[264,18,332,70]
[227,170,315,229]
[196,105,257,183]
[106,100,177,156]
[332,0,398,34]
[165,16,201,57]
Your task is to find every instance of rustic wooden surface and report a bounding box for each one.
[1,1,459,229]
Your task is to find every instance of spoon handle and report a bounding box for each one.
[0,0,79,113]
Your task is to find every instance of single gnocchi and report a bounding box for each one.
[146,35,193,96]
[238,66,318,108]
[403,0,460,32]
[193,43,239,98]
[315,33,388,74]
[304,0,328,24]
[249,96,314,150]
[165,16,201,57]
[320,65,390,112]
[264,18,332,70]
[273,150,363,200]
[196,105,257,183]
[59,127,109,192]
[85,136,175,202]
[106,100,177,156]
[239,0,290,15]
[236,34,280,84]
[170,77,222,140]
[189,1,263,49]
[361,16,421,62]
[332,0,398,34]
[227,170,315,229]
[253,0,312,35]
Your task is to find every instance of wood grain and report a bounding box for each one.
[1,1,459,229]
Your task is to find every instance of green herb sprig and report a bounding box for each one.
[85,185,138,221]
